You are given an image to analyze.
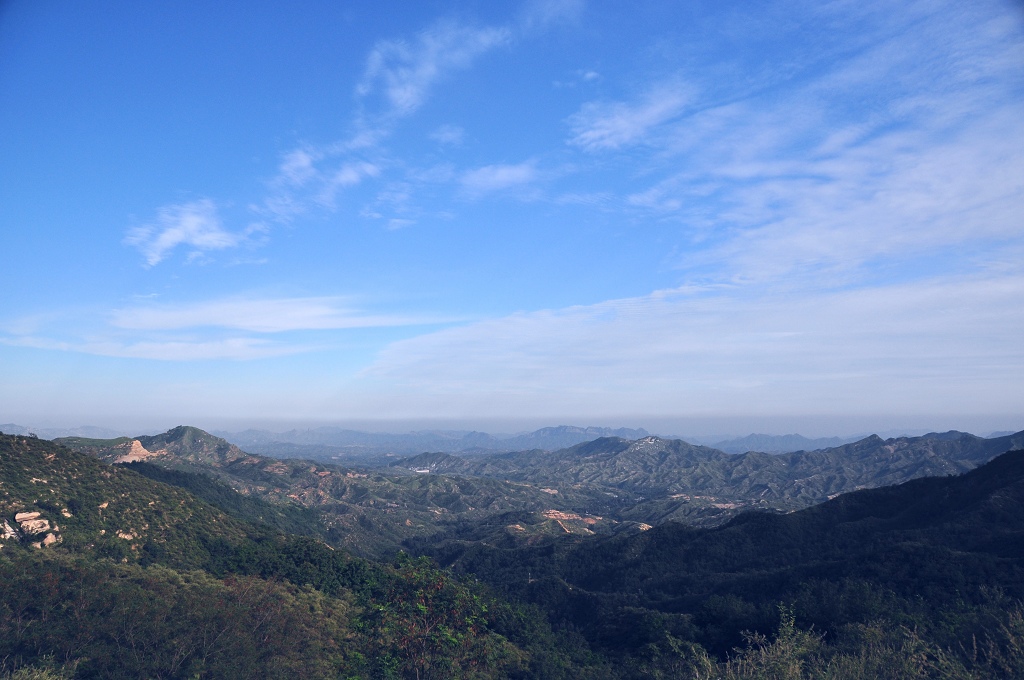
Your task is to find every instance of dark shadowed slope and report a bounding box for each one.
[425,445,1024,659]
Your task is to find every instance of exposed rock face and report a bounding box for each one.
[58,426,248,467]
[113,439,161,464]
[11,511,60,544]
[136,426,249,466]
[20,519,51,534]
[17,514,51,535]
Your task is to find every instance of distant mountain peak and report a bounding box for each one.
[216,423,652,457]
[58,425,248,468]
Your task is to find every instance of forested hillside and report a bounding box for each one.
[395,430,1024,524]
[0,433,582,679]
[55,426,1024,555]
[10,427,1024,678]
[418,448,1024,672]
[57,427,641,557]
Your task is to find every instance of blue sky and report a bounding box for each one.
[1,0,1023,435]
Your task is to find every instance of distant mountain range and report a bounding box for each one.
[9,423,1024,675]
[392,430,1024,524]
[213,424,652,460]
[54,426,631,557]
[49,424,1024,556]
[0,422,128,440]
[8,420,1015,457]
[708,432,861,453]
[215,425,961,459]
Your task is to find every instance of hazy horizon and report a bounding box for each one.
[3,413,1020,444]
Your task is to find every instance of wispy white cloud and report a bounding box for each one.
[362,269,1024,417]
[316,162,381,208]
[387,218,416,230]
[3,335,299,361]
[710,112,1024,281]
[553,69,601,89]
[255,18,514,229]
[604,0,1024,284]
[1,296,454,362]
[258,152,382,223]
[430,124,464,145]
[356,20,510,119]
[111,296,441,333]
[568,82,692,151]
[248,5,594,232]
[460,161,538,196]
[276,148,320,187]
[518,0,585,34]
[124,200,258,266]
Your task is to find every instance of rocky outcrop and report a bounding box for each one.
[36,532,60,548]
[113,439,162,464]
[15,511,52,535]
[6,511,62,548]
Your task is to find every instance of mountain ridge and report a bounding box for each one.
[57,427,635,557]
[394,429,1024,523]
[0,432,563,678]
[54,424,1024,555]
[213,424,651,460]
[419,446,1024,661]
[10,424,1024,676]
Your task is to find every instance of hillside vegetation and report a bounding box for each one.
[394,430,1024,524]
[11,425,1023,678]
[418,448,1024,671]
[58,427,636,557]
[55,426,1024,556]
[0,433,584,679]
[0,433,257,568]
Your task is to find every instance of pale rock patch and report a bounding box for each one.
[18,517,51,535]
[114,440,162,463]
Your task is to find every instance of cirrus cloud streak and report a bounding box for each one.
[361,270,1024,417]
[111,296,447,333]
